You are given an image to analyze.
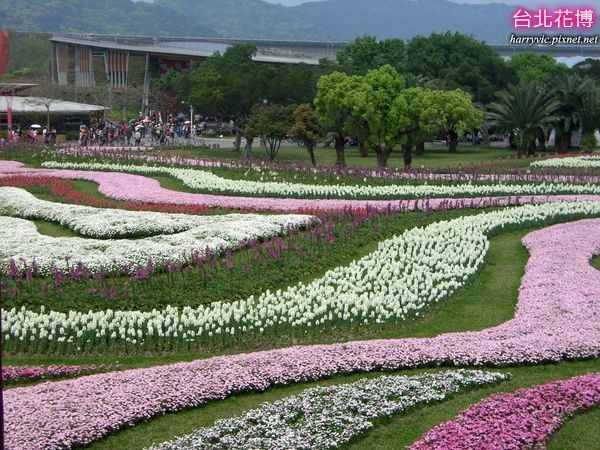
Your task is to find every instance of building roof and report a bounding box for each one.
[0,83,38,95]
[0,96,106,114]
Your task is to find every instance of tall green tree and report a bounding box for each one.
[552,74,593,153]
[487,84,560,158]
[406,32,517,104]
[419,89,483,153]
[578,85,600,151]
[246,103,294,161]
[314,71,359,166]
[336,35,406,74]
[179,44,272,152]
[572,58,600,83]
[288,103,324,166]
[508,53,568,85]
[345,65,409,168]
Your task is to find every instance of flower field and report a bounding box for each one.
[1,149,599,449]
[531,155,600,169]
[41,160,600,199]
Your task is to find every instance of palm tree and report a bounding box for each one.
[487,84,560,158]
[552,74,593,153]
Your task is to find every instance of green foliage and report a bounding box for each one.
[552,73,594,151]
[336,35,406,74]
[572,58,600,83]
[266,64,330,105]
[487,84,560,157]
[580,133,598,151]
[507,53,568,85]
[184,44,267,120]
[344,65,409,167]
[246,103,294,161]
[406,32,518,103]
[420,89,484,136]
[4,32,49,79]
[288,103,324,166]
[579,86,600,134]
[314,71,360,165]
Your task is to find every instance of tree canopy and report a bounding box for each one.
[507,53,568,85]
[406,32,518,104]
[336,36,406,74]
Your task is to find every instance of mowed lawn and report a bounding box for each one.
[158,143,534,170]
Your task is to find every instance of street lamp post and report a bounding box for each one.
[181,101,193,125]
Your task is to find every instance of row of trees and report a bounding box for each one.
[488,74,600,158]
[241,65,481,168]
[239,67,600,167]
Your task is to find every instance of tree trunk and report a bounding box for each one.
[448,129,458,153]
[556,133,570,154]
[334,136,346,166]
[233,128,242,152]
[242,135,254,158]
[376,147,391,168]
[537,129,546,152]
[359,141,368,157]
[401,142,413,170]
[482,131,490,146]
[527,139,536,157]
[415,141,425,156]
[307,143,317,166]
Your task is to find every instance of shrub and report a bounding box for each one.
[580,133,598,151]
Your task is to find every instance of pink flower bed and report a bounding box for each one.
[411,373,600,450]
[4,218,600,449]
[2,160,600,213]
[3,364,117,382]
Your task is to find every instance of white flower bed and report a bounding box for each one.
[148,370,509,450]
[0,187,214,238]
[3,201,599,352]
[41,161,600,199]
[0,201,315,274]
[531,155,600,169]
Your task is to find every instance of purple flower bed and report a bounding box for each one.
[410,373,600,450]
[4,218,599,449]
[3,364,117,382]
[2,160,600,213]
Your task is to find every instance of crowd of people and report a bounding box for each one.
[78,112,208,147]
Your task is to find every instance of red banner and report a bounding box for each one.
[0,29,10,77]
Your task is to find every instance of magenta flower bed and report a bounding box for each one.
[411,373,600,450]
[3,364,116,382]
[2,160,600,212]
[4,218,599,449]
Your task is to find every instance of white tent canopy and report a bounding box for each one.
[0,96,106,114]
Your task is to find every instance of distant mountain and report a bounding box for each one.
[0,0,217,36]
[295,0,512,41]
[158,0,515,42]
[1,0,576,43]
